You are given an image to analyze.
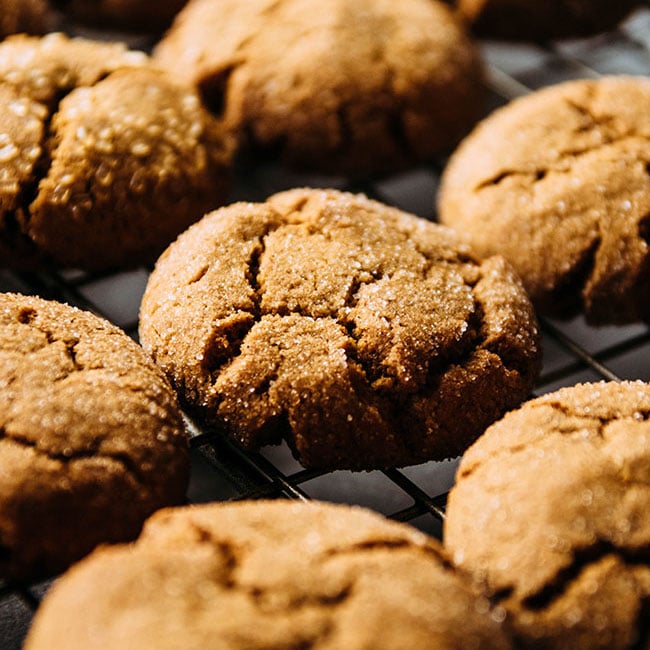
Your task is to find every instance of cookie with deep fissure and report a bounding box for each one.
[439,76,650,325]
[0,33,231,272]
[139,188,541,470]
[25,500,513,650]
[0,292,189,581]
[154,0,485,177]
[444,381,650,649]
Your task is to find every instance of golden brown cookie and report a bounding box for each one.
[0,0,55,38]
[25,500,513,650]
[444,381,650,649]
[50,0,188,33]
[0,292,189,582]
[438,76,650,325]
[139,188,541,470]
[457,0,640,41]
[0,33,231,272]
[153,0,485,177]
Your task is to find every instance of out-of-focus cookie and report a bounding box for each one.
[457,0,640,41]
[153,0,485,177]
[0,0,55,38]
[438,76,650,325]
[0,33,231,272]
[139,188,541,470]
[0,292,189,581]
[52,0,188,34]
[444,381,650,649]
[25,500,513,650]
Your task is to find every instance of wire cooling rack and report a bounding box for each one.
[2,6,650,646]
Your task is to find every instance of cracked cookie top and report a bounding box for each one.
[456,0,640,41]
[153,0,485,177]
[139,188,541,470]
[0,33,232,272]
[438,76,650,325]
[444,380,650,649]
[25,500,513,650]
[0,292,189,581]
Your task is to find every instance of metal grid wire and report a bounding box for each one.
[2,6,650,645]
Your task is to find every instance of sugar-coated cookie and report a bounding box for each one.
[444,381,650,649]
[0,33,231,272]
[139,188,541,470]
[26,500,513,650]
[154,0,485,177]
[439,76,650,325]
[0,292,189,581]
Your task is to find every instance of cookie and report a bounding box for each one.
[457,0,640,41]
[153,0,485,177]
[0,292,189,581]
[438,76,650,325]
[25,500,513,650]
[139,188,541,470]
[0,0,55,37]
[51,0,188,34]
[0,33,231,272]
[444,381,650,649]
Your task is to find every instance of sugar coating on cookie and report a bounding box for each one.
[0,292,189,581]
[0,33,231,272]
[25,500,512,650]
[439,76,650,325]
[154,0,485,176]
[140,188,541,470]
[444,381,650,649]
[456,0,640,41]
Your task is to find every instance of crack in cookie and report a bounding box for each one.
[0,32,231,272]
[444,380,650,650]
[439,76,650,325]
[140,188,540,470]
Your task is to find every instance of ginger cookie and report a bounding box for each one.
[444,381,650,649]
[139,188,541,470]
[438,76,650,325]
[456,0,640,41]
[153,0,485,177]
[25,500,513,650]
[0,33,231,272]
[0,292,189,581]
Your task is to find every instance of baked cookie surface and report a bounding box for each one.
[444,381,650,649]
[0,292,189,581]
[0,33,231,272]
[25,500,512,650]
[457,0,640,41]
[438,76,650,325]
[153,0,484,176]
[139,188,541,470]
